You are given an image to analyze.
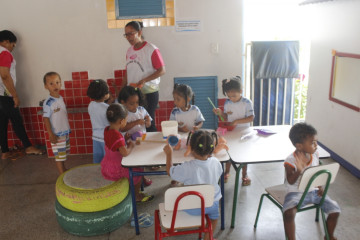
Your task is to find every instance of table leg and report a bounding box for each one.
[129,168,140,235]
[231,163,244,228]
[220,162,225,230]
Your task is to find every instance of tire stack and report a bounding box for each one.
[55,164,132,236]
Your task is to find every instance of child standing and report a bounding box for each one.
[163,130,222,240]
[170,84,205,132]
[118,85,153,186]
[283,123,340,240]
[213,76,254,185]
[42,72,70,174]
[101,103,153,202]
[87,79,110,163]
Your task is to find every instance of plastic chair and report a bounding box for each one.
[254,162,340,240]
[154,185,215,240]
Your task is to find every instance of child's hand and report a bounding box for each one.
[127,140,134,149]
[317,186,324,196]
[163,143,173,156]
[49,133,58,144]
[213,108,222,115]
[144,115,151,127]
[135,119,145,125]
[193,125,200,131]
[294,151,308,173]
[105,93,115,104]
[124,132,131,141]
[179,125,190,132]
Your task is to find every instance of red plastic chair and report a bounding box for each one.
[154,185,215,240]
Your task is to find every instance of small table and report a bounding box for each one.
[122,132,230,235]
[224,125,331,228]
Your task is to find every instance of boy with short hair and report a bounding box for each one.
[283,123,340,240]
[43,72,70,174]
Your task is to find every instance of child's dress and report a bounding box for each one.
[101,126,142,184]
[169,105,205,131]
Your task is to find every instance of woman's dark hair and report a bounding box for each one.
[0,30,17,43]
[125,21,144,39]
[118,86,146,106]
[289,122,317,146]
[43,72,61,85]
[187,130,218,157]
[87,79,109,100]
[222,76,242,96]
[173,84,194,108]
[106,103,128,123]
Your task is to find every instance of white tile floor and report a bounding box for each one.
[0,154,359,240]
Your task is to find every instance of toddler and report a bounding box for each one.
[213,76,254,185]
[170,84,205,132]
[87,79,110,163]
[163,130,222,240]
[283,123,340,240]
[101,103,153,203]
[42,72,70,174]
[118,85,152,186]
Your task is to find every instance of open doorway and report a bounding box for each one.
[243,0,310,124]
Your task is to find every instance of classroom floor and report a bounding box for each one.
[0,152,359,240]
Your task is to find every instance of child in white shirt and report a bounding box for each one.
[170,84,205,132]
[87,79,110,163]
[43,72,70,174]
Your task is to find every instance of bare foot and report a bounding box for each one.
[1,151,13,160]
[25,146,44,155]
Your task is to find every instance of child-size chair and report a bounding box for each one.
[253,162,340,240]
[154,184,215,240]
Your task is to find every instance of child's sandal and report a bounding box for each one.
[143,177,152,187]
[136,194,154,203]
[242,176,251,186]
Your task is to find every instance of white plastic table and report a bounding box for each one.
[224,125,331,228]
[122,132,229,235]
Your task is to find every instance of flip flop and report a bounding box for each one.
[131,213,154,228]
[136,194,154,203]
[242,176,251,186]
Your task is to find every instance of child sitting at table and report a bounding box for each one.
[101,103,154,203]
[118,85,153,186]
[163,130,222,240]
[170,83,205,132]
[283,123,340,240]
[212,76,254,185]
[87,79,110,163]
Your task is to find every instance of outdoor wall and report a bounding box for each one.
[0,0,243,107]
[304,1,360,171]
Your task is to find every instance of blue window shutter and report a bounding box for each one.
[116,0,166,19]
[174,77,218,130]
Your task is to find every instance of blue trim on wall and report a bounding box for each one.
[318,141,360,179]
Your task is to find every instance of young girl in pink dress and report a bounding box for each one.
[101,103,154,202]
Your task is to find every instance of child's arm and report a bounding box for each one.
[285,151,308,184]
[231,115,254,126]
[212,108,228,121]
[163,144,173,176]
[118,140,134,157]
[120,119,146,132]
[43,117,58,144]
[144,115,151,128]
[193,121,203,131]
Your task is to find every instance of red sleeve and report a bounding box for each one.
[151,49,165,69]
[0,51,13,68]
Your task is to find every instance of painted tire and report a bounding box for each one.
[55,192,132,236]
[56,164,129,212]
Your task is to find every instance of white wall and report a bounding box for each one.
[0,0,243,106]
[303,0,360,169]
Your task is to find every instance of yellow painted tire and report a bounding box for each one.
[55,164,129,212]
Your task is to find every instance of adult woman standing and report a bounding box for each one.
[122,21,165,132]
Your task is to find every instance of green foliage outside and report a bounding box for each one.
[294,78,307,121]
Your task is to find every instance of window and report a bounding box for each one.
[106,0,174,29]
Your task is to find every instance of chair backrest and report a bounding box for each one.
[298,163,340,192]
[164,185,215,211]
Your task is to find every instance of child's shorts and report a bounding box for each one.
[283,190,341,214]
[92,140,105,164]
[51,135,70,162]
[184,200,219,220]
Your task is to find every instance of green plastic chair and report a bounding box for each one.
[254,162,340,240]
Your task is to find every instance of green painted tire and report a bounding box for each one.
[55,191,132,236]
[56,164,129,212]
